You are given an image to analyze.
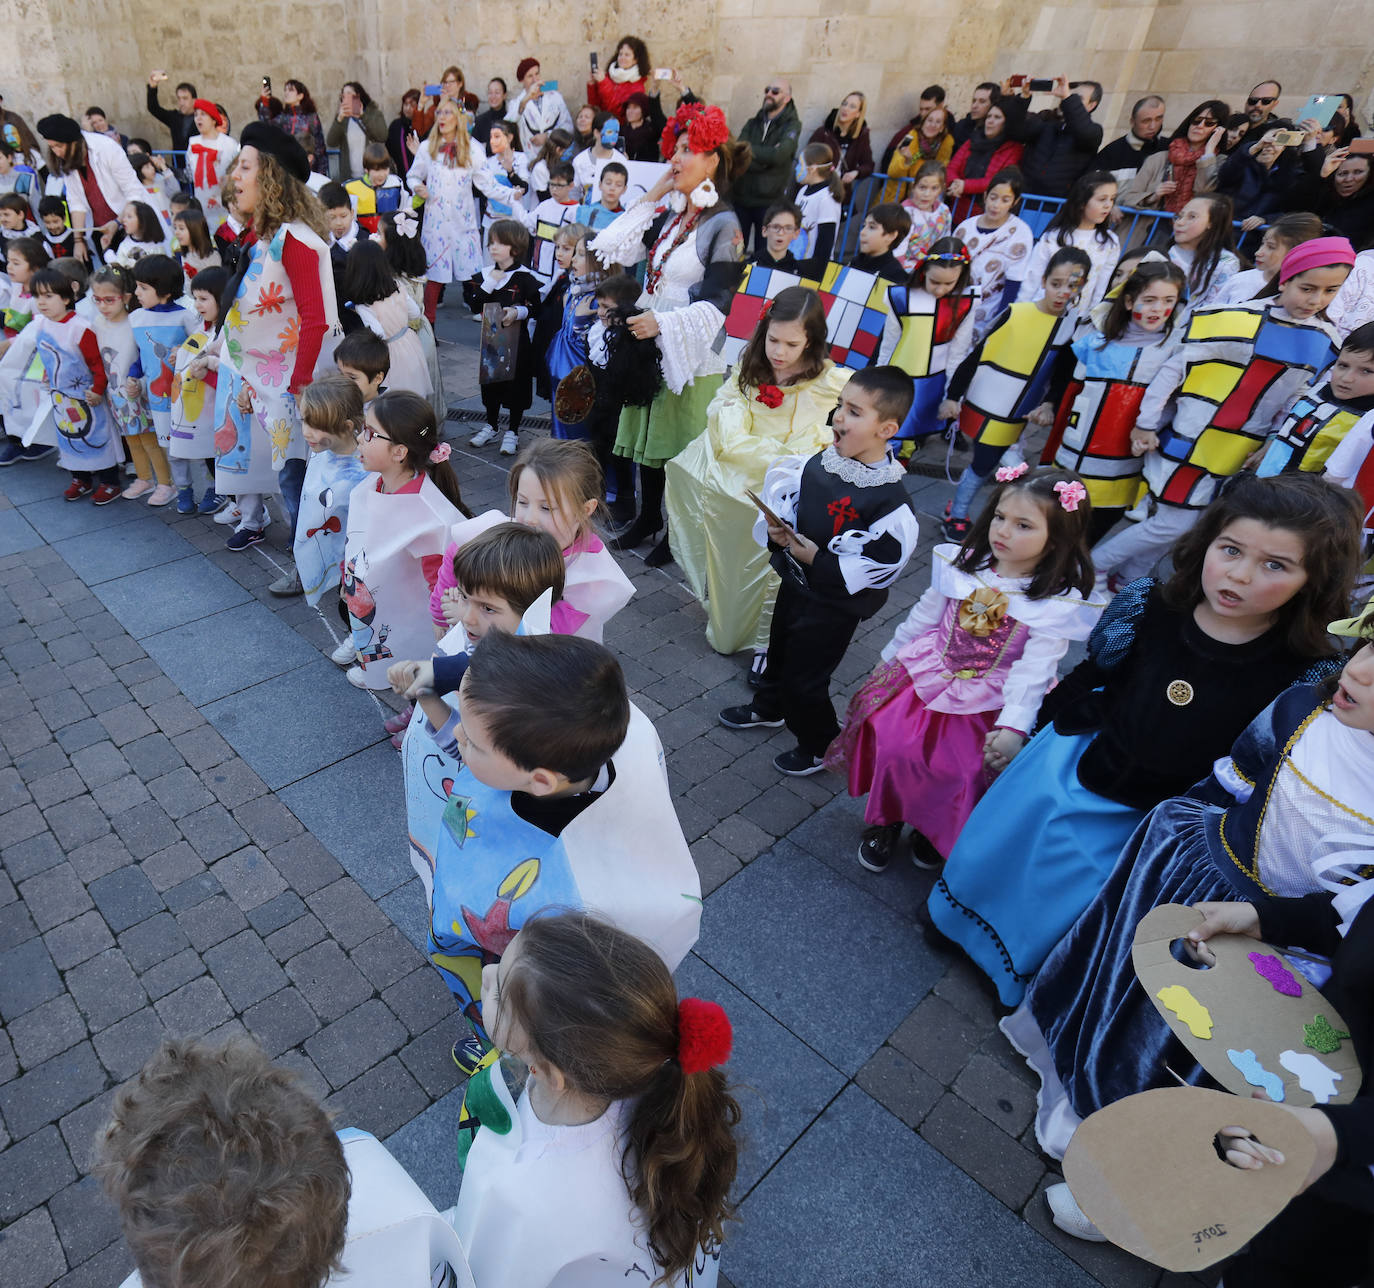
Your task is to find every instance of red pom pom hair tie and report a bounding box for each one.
[676,997,733,1074]
[660,102,731,161]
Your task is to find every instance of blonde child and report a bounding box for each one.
[343,239,431,400]
[1167,193,1240,312]
[342,390,471,692]
[0,238,50,465]
[666,285,849,663]
[168,264,228,513]
[1019,170,1119,314]
[467,218,540,456]
[790,143,843,269]
[172,207,221,284]
[543,224,599,440]
[954,166,1034,341]
[897,161,952,272]
[187,100,238,230]
[828,467,1101,871]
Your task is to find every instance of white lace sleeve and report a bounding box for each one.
[828,504,920,594]
[751,454,807,548]
[588,198,660,266]
[655,300,726,394]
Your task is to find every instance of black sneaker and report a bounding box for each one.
[858,823,903,872]
[941,515,971,542]
[718,704,784,730]
[774,746,825,776]
[909,830,945,871]
[451,1030,491,1076]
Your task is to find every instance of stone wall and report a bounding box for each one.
[3,0,1372,161]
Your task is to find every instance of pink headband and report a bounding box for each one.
[1278,236,1355,283]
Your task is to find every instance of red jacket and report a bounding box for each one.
[587,76,646,120]
[946,139,1025,195]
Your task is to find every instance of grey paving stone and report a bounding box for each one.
[264,832,345,896]
[2,831,64,881]
[178,802,248,862]
[203,929,287,1010]
[1021,1176,1164,1288]
[175,893,248,951]
[56,716,118,755]
[350,926,425,991]
[265,913,328,963]
[856,1044,944,1130]
[172,724,234,772]
[381,1084,467,1212]
[7,994,87,1068]
[18,662,71,701]
[86,867,163,934]
[92,555,252,639]
[0,902,39,953]
[43,795,109,852]
[0,1041,107,1139]
[0,1207,67,1288]
[0,870,13,906]
[112,658,161,686]
[398,1020,465,1098]
[92,1006,168,1080]
[1,714,51,758]
[273,1050,331,1103]
[35,688,91,733]
[51,1241,135,1288]
[27,767,84,810]
[66,832,136,884]
[0,1124,78,1223]
[118,912,190,972]
[953,1051,1039,1139]
[66,948,147,1032]
[90,772,151,817]
[738,781,816,836]
[311,877,392,951]
[147,694,204,738]
[155,976,233,1035]
[919,1092,1048,1212]
[935,956,1006,1030]
[128,674,180,706]
[685,766,762,816]
[210,846,287,911]
[245,890,306,936]
[162,871,223,914]
[82,681,130,715]
[55,521,198,589]
[14,742,69,782]
[199,757,269,810]
[321,1055,427,1138]
[140,840,206,892]
[120,732,184,780]
[57,1088,117,1174]
[62,658,116,693]
[140,948,206,1001]
[230,795,304,849]
[0,1027,16,1085]
[99,636,145,668]
[96,701,157,746]
[890,995,984,1086]
[0,937,64,1022]
[46,633,95,666]
[286,940,374,1023]
[706,814,775,863]
[44,911,115,971]
[47,1174,123,1268]
[242,986,321,1056]
[0,803,50,849]
[109,799,181,859]
[690,836,744,897]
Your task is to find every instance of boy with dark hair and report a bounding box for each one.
[37,194,74,259]
[0,138,38,217]
[345,142,405,235]
[850,202,912,282]
[334,327,390,404]
[0,191,39,254]
[720,364,919,775]
[748,201,802,271]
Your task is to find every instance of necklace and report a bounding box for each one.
[643,208,701,296]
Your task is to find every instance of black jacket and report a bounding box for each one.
[145,86,196,162]
[735,101,803,209]
[1001,94,1104,198]
[1094,132,1168,174]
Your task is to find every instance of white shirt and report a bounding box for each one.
[572,147,630,199]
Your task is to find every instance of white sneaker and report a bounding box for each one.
[122,478,154,500]
[500,430,518,455]
[469,426,498,448]
[213,504,242,526]
[1046,1182,1105,1243]
[147,484,176,507]
[346,665,368,689]
[330,638,357,666]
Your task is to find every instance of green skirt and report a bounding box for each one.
[614,374,724,469]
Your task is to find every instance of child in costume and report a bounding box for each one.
[344,142,405,235]
[1043,255,1188,543]
[930,473,1360,1007]
[955,166,1034,342]
[89,264,160,491]
[186,100,238,231]
[479,120,534,240]
[106,200,167,269]
[1218,211,1323,307]
[167,264,228,514]
[718,365,920,776]
[455,914,735,1288]
[940,246,1091,540]
[1019,170,1119,314]
[1011,603,1374,1165]
[342,390,471,693]
[1094,237,1355,585]
[171,208,220,285]
[848,201,910,283]
[38,196,75,261]
[467,218,541,457]
[747,202,801,273]
[1166,193,1240,313]
[343,240,431,401]
[375,209,444,423]
[543,224,600,440]
[790,143,843,270]
[877,237,979,442]
[665,285,849,662]
[1,267,123,501]
[896,161,952,273]
[0,238,49,466]
[828,466,1102,872]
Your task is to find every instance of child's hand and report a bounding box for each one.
[1027,402,1053,427]
[770,524,817,564]
[412,180,429,201]
[387,660,423,695]
[947,179,965,198]
[187,359,209,379]
[937,398,960,421]
[236,384,254,413]
[152,154,168,172]
[441,586,465,626]
[87,391,102,405]
[982,727,1025,775]
[1130,429,1159,456]
[500,306,520,326]
[404,661,436,698]
[123,377,141,398]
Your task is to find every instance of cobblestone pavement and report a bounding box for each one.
[0,311,1220,1288]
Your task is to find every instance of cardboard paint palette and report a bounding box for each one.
[1131,903,1361,1107]
[1064,1087,1316,1271]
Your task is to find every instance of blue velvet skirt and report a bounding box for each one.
[929,725,1146,1007]
[1025,792,1260,1120]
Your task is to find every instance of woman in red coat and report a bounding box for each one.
[587,36,651,121]
[946,102,1024,206]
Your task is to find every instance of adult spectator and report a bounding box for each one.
[1118,99,1228,211]
[734,77,802,249]
[473,78,509,148]
[413,67,480,137]
[879,85,948,170]
[83,108,127,149]
[37,113,145,262]
[327,82,387,182]
[0,94,42,167]
[947,101,1024,203]
[810,92,874,203]
[588,36,651,120]
[1245,80,1282,129]
[1283,147,1374,246]
[880,106,954,202]
[257,80,327,175]
[1094,95,1167,182]
[1217,121,1310,221]
[950,82,1000,149]
[515,57,574,159]
[145,69,197,164]
[387,88,421,175]
[622,91,668,162]
[1001,75,1104,198]
[1220,112,1251,154]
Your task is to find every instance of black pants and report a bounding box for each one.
[1222,1185,1374,1287]
[481,389,525,435]
[735,204,767,253]
[1085,505,1125,546]
[752,580,861,758]
[72,466,121,486]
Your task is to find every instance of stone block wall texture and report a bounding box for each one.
[4,0,1373,171]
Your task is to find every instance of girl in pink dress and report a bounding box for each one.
[825,465,1104,872]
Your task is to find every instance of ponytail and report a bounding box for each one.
[368,390,472,516]
[797,142,843,202]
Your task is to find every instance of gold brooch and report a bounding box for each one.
[1166,679,1194,707]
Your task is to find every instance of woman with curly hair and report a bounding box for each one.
[210,123,340,566]
[590,101,750,564]
[588,36,651,121]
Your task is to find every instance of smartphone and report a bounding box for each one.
[1297,94,1341,129]
[1028,78,1055,93]
[1349,138,1374,156]
[1007,74,1026,88]
[1271,129,1305,148]
[262,75,271,93]
[654,68,673,81]
[423,83,442,97]
[541,80,558,91]
[589,51,599,73]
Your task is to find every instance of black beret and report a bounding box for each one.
[37,114,81,144]
[239,121,311,184]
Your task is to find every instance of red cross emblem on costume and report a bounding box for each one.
[828,495,858,535]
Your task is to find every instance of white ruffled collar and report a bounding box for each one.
[820,445,906,487]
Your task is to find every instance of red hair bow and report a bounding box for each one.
[676,997,732,1074]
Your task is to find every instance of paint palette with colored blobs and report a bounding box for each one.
[1131,903,1361,1107]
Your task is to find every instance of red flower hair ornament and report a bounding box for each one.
[676,997,733,1074]
[660,102,731,161]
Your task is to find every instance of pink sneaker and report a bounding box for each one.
[147,484,176,507]
[389,731,404,751]
[383,704,414,734]
[123,478,155,500]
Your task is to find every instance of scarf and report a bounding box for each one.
[1166,137,1204,213]
[963,128,1002,180]
[608,65,639,84]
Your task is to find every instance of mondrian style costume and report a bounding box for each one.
[1323,410,1374,538]
[1256,383,1374,478]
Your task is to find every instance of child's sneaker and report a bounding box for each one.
[941,515,971,542]
[63,478,94,502]
[225,526,265,551]
[199,488,227,513]
[499,430,518,455]
[389,731,405,751]
[718,704,785,730]
[909,830,945,871]
[213,503,242,525]
[19,443,54,462]
[175,486,196,513]
[0,439,23,466]
[123,478,155,500]
[468,425,498,448]
[147,483,176,506]
[857,823,902,872]
[383,703,414,734]
[773,746,825,776]
[345,665,368,689]
[330,637,357,666]
[91,483,121,505]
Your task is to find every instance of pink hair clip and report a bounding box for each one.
[429,442,452,465]
[994,462,1029,483]
[1054,479,1087,512]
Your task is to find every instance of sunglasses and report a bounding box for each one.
[1247,95,1277,106]
[1193,117,1218,127]
[764,86,782,95]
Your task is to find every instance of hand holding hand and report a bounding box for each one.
[937,398,960,421]
[982,727,1025,775]
[1130,429,1159,456]
[122,378,141,398]
[387,659,423,696]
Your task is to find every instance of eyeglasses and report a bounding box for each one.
[1247,96,1277,106]
[358,424,392,443]
[763,222,795,233]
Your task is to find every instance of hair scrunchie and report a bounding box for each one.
[676,997,733,1074]
[429,442,452,465]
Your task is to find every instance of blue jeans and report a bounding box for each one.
[278,457,306,538]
